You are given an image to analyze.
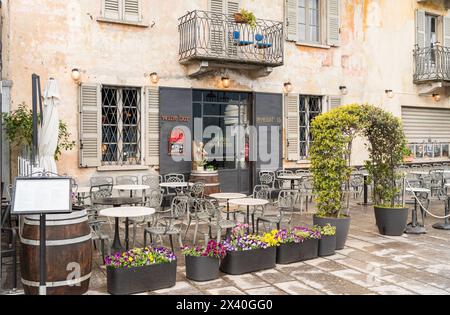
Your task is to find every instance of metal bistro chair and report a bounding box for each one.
[142,174,163,204]
[143,196,188,252]
[182,181,206,243]
[1,227,17,290]
[88,216,111,264]
[115,175,139,197]
[256,190,296,234]
[276,170,294,190]
[90,176,114,187]
[350,174,364,200]
[301,176,315,212]
[237,185,270,231]
[201,199,237,242]
[258,171,278,200]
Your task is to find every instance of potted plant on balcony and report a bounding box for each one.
[220,224,277,275]
[275,227,321,264]
[234,9,257,29]
[310,105,363,250]
[182,240,227,282]
[316,224,337,257]
[105,247,177,295]
[362,105,409,236]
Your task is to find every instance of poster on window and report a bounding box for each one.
[168,128,185,156]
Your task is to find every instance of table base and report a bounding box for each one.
[405,223,426,234]
[111,217,125,253]
[432,222,450,230]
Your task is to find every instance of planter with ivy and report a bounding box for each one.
[317,224,337,257]
[105,247,177,295]
[220,224,277,275]
[363,106,409,236]
[234,9,257,28]
[182,240,226,282]
[274,227,321,265]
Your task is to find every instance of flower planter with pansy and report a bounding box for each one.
[219,224,278,275]
[275,227,321,264]
[182,240,227,282]
[105,247,177,295]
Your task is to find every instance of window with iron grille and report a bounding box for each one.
[299,95,322,159]
[101,86,142,166]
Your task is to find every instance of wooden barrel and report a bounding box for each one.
[189,170,221,195]
[20,210,92,295]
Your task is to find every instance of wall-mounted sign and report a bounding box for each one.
[168,128,185,156]
[256,116,282,124]
[161,115,190,122]
[11,177,72,215]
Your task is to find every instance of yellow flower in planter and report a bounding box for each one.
[261,230,280,246]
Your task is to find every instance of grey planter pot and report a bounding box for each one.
[374,206,408,236]
[107,260,177,295]
[318,235,336,257]
[185,255,220,282]
[313,215,351,250]
[276,239,319,264]
[220,247,276,275]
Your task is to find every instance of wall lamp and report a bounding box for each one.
[221,76,231,88]
[339,86,348,95]
[433,93,441,102]
[71,68,81,82]
[150,72,159,84]
[385,90,394,98]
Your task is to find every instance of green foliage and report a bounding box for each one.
[239,9,257,28]
[1,102,76,161]
[310,104,407,217]
[316,224,336,236]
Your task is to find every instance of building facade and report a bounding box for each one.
[1,0,450,193]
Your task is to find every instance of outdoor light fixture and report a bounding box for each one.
[433,93,441,102]
[339,86,348,95]
[385,90,394,98]
[150,72,159,84]
[284,81,293,93]
[221,76,230,88]
[71,68,81,82]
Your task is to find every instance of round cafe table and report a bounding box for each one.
[229,198,269,234]
[210,193,247,238]
[99,206,155,252]
[113,184,151,198]
[277,175,305,190]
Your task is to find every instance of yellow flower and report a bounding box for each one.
[128,257,133,262]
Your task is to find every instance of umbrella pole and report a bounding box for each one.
[31,74,41,167]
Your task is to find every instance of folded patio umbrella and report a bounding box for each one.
[38,78,60,174]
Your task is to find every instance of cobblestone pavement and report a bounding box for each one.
[3,199,450,295]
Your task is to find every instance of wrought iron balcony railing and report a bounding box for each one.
[178,10,284,67]
[413,44,450,83]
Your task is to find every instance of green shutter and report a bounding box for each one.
[79,84,101,167]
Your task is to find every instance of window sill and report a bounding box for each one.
[295,42,331,49]
[97,165,150,172]
[96,17,149,28]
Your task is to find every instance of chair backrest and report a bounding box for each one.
[201,199,221,221]
[116,175,138,185]
[189,182,205,198]
[302,177,314,190]
[164,173,184,182]
[252,185,270,200]
[259,171,275,186]
[90,184,113,200]
[276,170,293,177]
[277,190,296,210]
[170,196,189,218]
[142,175,161,190]
[147,189,164,209]
[90,176,113,186]
[350,175,364,188]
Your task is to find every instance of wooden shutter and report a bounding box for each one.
[444,14,450,47]
[327,0,340,46]
[285,94,299,161]
[286,0,298,41]
[103,0,120,20]
[124,0,140,22]
[209,0,225,56]
[146,86,159,166]
[227,0,239,16]
[227,0,240,56]
[416,10,426,48]
[209,0,224,13]
[327,95,342,110]
[79,84,101,168]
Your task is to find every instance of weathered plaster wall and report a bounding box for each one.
[2,0,448,184]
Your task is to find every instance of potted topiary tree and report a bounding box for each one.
[310,105,363,250]
[362,105,409,236]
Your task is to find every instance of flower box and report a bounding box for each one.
[185,256,220,282]
[107,260,177,295]
[220,247,276,275]
[318,235,336,257]
[276,239,319,264]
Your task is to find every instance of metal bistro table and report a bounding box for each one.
[277,175,305,190]
[113,184,150,199]
[229,198,269,234]
[99,206,155,252]
[93,197,142,252]
[210,193,247,237]
[405,187,430,234]
[434,183,450,230]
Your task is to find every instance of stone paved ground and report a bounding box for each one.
[3,198,450,295]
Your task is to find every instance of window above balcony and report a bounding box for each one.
[178,10,284,78]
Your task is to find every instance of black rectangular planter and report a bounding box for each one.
[107,260,177,295]
[276,239,319,264]
[318,235,336,257]
[220,247,276,275]
[185,256,220,282]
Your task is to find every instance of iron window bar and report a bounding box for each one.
[413,44,450,83]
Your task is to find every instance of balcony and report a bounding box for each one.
[413,45,450,84]
[178,10,284,77]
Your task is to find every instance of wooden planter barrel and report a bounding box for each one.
[189,170,220,195]
[20,210,93,295]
